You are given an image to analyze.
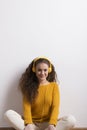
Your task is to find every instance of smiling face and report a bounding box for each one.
[35,62,49,83]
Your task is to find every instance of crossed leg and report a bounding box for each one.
[4,110,76,130]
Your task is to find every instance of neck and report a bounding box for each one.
[39,80,49,85]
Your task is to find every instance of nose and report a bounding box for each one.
[41,70,44,74]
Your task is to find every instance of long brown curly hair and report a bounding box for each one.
[19,58,57,104]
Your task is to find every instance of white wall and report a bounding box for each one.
[0,0,87,127]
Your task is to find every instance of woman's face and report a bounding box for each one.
[35,62,49,83]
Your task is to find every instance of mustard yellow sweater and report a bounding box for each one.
[23,82,60,126]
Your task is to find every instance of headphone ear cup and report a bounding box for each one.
[48,67,52,73]
[32,66,35,72]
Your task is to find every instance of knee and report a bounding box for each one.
[4,109,16,119]
[4,110,13,117]
[62,115,76,127]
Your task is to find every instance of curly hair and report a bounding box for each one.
[19,58,57,104]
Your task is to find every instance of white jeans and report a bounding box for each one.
[4,110,76,130]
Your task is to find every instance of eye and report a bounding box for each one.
[38,69,42,72]
[44,69,48,72]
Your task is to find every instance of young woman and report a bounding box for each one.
[4,56,76,130]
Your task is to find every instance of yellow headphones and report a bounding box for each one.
[32,56,52,73]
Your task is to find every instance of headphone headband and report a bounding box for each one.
[32,56,52,73]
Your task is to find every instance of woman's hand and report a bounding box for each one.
[24,124,34,130]
[47,125,56,130]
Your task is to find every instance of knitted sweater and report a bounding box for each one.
[23,82,60,126]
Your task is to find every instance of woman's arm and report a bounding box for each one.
[23,96,33,125]
[49,83,60,126]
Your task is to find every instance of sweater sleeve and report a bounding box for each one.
[23,96,33,125]
[49,83,60,126]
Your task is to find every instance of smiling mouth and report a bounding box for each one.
[39,76,44,78]
[39,75,45,78]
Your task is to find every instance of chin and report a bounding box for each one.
[39,78,46,81]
